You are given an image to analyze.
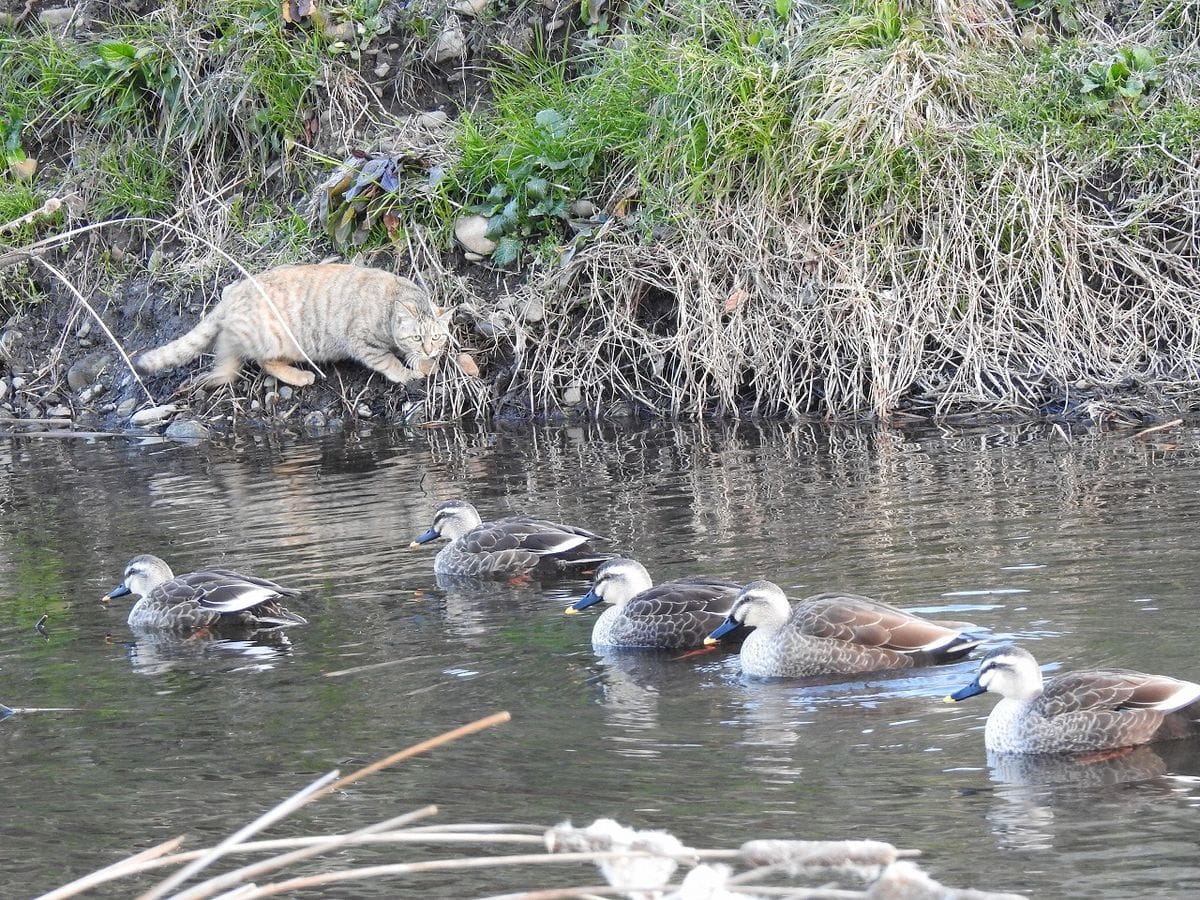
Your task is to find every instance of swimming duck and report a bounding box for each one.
[566,557,746,650]
[409,500,610,578]
[705,581,980,678]
[102,554,307,631]
[946,645,1200,754]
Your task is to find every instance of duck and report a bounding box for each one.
[565,557,747,650]
[946,644,1200,754]
[704,581,980,678]
[102,554,308,631]
[409,500,611,579]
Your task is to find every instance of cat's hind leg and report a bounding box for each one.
[261,359,317,387]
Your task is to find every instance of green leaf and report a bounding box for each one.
[492,234,523,265]
[526,176,549,200]
[97,42,138,64]
[1127,47,1156,71]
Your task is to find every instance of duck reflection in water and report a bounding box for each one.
[119,628,297,676]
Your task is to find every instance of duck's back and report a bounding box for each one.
[596,578,741,649]
[128,570,304,630]
[990,669,1200,754]
[743,592,974,678]
[435,516,608,577]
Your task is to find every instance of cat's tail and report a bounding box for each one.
[134,314,223,374]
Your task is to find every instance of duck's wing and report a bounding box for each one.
[203,569,303,598]
[469,518,600,558]
[1038,670,1200,718]
[175,571,302,620]
[791,592,970,653]
[623,579,742,619]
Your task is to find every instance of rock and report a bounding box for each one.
[67,352,114,392]
[419,109,450,128]
[356,404,373,418]
[129,404,179,427]
[38,7,74,28]
[323,21,356,42]
[46,405,72,418]
[517,296,545,323]
[279,386,294,401]
[78,383,106,404]
[262,375,277,390]
[463,251,484,262]
[302,411,327,432]
[10,376,26,390]
[453,0,490,16]
[76,319,92,339]
[429,16,466,63]
[263,391,279,412]
[563,385,582,406]
[454,215,496,255]
[116,398,138,418]
[373,62,390,78]
[164,418,211,441]
[571,199,597,218]
[250,399,261,412]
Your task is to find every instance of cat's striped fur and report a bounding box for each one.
[135,263,452,387]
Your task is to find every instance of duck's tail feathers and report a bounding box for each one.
[934,632,985,662]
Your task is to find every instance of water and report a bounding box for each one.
[3,422,1200,898]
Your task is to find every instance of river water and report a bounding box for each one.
[2,422,1200,897]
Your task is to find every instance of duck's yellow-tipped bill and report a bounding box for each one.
[564,606,580,615]
[99,595,111,604]
[703,636,719,646]
[408,541,422,550]
[943,695,957,703]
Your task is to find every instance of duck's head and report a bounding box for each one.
[409,500,483,547]
[704,579,788,644]
[102,554,175,602]
[946,644,1043,703]
[566,558,653,614]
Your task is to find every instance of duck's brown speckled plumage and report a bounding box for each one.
[411,500,610,578]
[950,645,1200,754]
[710,581,979,678]
[105,554,307,631]
[571,558,744,650]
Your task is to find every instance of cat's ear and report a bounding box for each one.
[436,305,454,321]
[399,301,419,317]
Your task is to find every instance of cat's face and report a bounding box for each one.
[394,303,452,370]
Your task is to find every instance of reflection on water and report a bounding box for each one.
[121,628,297,676]
[5,422,1200,896]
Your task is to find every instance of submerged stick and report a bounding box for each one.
[137,770,342,900]
[38,836,187,900]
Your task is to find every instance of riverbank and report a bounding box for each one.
[1,0,1198,434]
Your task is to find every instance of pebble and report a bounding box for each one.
[571,199,597,218]
[116,398,138,418]
[373,62,390,78]
[129,404,179,427]
[38,7,74,27]
[453,0,490,16]
[76,319,92,339]
[303,411,327,432]
[323,21,356,42]
[250,399,261,412]
[67,351,114,392]
[79,383,106,404]
[11,376,26,390]
[46,405,72,418]
[279,386,294,401]
[356,404,373,418]
[454,215,497,255]
[563,385,582,406]
[263,391,279,412]
[164,419,211,441]
[419,109,450,128]
[518,296,545,323]
[429,16,466,63]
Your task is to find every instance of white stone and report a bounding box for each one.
[429,16,466,63]
[563,385,582,405]
[453,0,490,16]
[373,62,390,78]
[46,405,71,417]
[129,404,179,427]
[454,215,497,255]
[419,109,450,128]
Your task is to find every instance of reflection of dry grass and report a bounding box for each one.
[41,710,1024,900]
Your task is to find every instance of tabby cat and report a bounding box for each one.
[135,263,453,387]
